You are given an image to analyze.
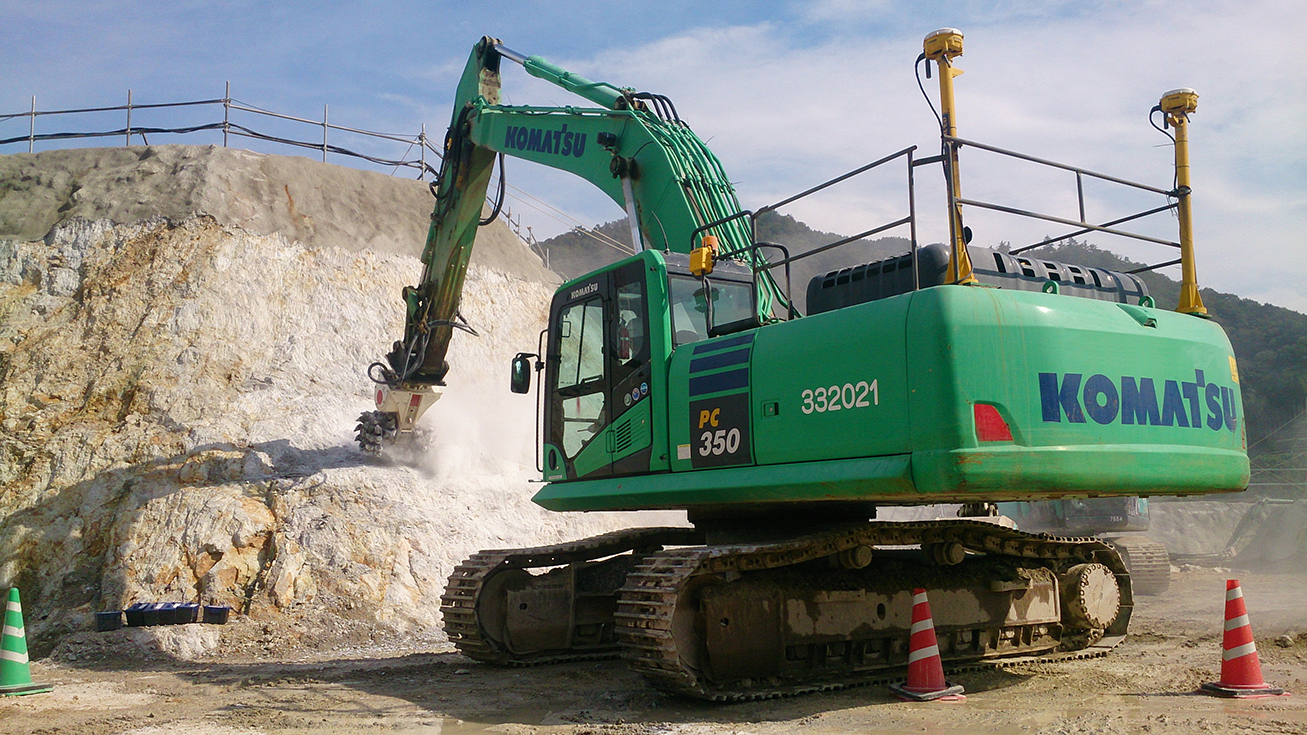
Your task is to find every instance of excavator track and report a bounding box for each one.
[441,526,704,666]
[615,520,1131,701]
[1106,534,1171,595]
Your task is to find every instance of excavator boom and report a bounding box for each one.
[382,38,776,390]
[357,37,781,452]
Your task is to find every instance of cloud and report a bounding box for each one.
[3,0,1300,309]
[491,1,1304,309]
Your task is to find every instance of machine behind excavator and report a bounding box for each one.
[1000,498,1172,595]
[361,30,1248,700]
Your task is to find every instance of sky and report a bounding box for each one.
[3,1,1305,311]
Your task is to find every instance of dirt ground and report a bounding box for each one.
[4,568,1305,735]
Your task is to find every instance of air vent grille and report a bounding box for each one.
[613,419,633,453]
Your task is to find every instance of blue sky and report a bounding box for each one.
[3,1,1304,311]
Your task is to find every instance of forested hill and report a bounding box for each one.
[533,217,1304,462]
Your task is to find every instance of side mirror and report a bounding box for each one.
[510,352,536,394]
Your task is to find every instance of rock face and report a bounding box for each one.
[0,144,556,281]
[0,147,670,657]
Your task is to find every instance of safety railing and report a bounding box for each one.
[698,145,921,319]
[941,135,1184,275]
[0,84,442,178]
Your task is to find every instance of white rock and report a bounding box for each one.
[0,147,676,655]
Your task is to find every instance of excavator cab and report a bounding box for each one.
[540,254,657,482]
[532,250,763,482]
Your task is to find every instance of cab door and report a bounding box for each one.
[607,260,654,476]
[545,273,614,480]
[542,260,655,482]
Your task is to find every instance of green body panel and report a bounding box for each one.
[570,395,654,478]
[750,297,912,464]
[664,295,912,471]
[571,424,610,478]
[903,286,1247,495]
[533,454,915,511]
[533,275,1249,512]
[614,398,654,463]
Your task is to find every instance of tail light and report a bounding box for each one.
[974,403,1013,442]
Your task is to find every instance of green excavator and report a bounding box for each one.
[360,30,1247,700]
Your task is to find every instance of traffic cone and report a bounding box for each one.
[1199,579,1288,698]
[0,589,51,696]
[889,588,965,702]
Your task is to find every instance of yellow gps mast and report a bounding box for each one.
[1159,88,1207,316]
[923,27,976,285]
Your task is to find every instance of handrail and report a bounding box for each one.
[759,217,914,269]
[954,196,1180,248]
[749,147,917,281]
[941,134,1190,280]
[755,146,917,217]
[1010,202,1178,255]
[1126,258,1181,274]
[944,135,1174,197]
[700,146,919,319]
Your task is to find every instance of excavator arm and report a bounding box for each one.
[358,37,777,452]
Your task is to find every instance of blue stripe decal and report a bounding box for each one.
[690,348,751,374]
[689,368,749,397]
[692,333,754,355]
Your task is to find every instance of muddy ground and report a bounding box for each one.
[4,568,1305,735]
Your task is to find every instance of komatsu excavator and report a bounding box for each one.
[360,30,1248,700]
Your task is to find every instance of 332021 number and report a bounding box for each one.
[801,380,878,414]
[699,428,741,457]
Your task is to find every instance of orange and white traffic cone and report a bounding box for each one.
[1199,579,1288,698]
[889,588,965,702]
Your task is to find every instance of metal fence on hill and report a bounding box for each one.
[0,84,442,179]
[0,86,636,256]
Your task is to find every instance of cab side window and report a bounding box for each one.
[555,297,605,458]
[614,276,647,385]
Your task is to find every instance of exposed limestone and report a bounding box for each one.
[0,147,670,658]
[0,144,556,282]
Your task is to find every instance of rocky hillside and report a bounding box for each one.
[0,146,668,658]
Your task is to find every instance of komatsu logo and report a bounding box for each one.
[504,125,587,158]
[569,282,598,301]
[1039,370,1238,432]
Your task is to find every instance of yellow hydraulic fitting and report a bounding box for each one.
[690,234,718,277]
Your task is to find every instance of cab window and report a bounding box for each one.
[614,277,647,383]
[668,275,754,347]
[555,297,605,458]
